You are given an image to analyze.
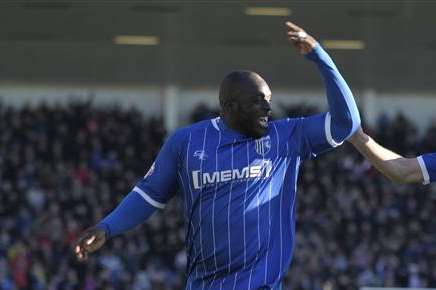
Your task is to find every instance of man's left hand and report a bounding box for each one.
[73,226,107,262]
[285,21,317,55]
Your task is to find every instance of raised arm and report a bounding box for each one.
[286,21,360,147]
[349,127,436,184]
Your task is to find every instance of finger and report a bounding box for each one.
[288,35,304,42]
[285,21,303,32]
[287,31,300,37]
[75,245,86,259]
[77,251,88,262]
[288,36,304,44]
[288,31,307,37]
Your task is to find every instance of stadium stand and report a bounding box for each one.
[1,101,436,290]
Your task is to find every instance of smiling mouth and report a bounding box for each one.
[258,116,269,128]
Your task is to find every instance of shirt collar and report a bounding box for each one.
[212,117,250,141]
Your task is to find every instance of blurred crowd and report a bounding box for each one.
[1,101,436,290]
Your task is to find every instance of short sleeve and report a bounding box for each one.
[297,112,341,159]
[133,130,185,209]
[417,153,436,185]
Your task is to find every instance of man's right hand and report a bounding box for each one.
[285,21,318,55]
[73,226,107,262]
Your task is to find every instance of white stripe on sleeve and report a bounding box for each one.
[417,156,430,185]
[133,186,166,209]
[325,112,344,148]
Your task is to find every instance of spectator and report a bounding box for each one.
[0,100,435,289]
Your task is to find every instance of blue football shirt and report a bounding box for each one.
[134,114,338,290]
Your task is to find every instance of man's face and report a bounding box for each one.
[232,80,272,138]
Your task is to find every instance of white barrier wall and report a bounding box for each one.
[0,83,435,133]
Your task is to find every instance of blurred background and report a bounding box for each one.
[1,0,436,289]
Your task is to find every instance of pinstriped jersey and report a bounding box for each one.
[135,114,336,290]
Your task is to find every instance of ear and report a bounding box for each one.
[228,101,239,113]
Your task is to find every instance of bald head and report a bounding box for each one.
[219,70,269,110]
[218,70,272,138]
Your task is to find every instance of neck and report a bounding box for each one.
[221,113,244,135]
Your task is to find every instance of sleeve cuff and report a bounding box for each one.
[417,156,430,185]
[133,186,166,209]
[324,112,344,148]
[305,43,324,61]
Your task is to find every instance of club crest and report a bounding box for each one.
[255,136,271,155]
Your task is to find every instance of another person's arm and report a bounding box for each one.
[286,21,361,147]
[74,130,183,261]
[349,127,436,184]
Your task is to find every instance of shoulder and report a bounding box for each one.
[187,118,218,132]
[174,118,217,136]
[166,118,218,148]
[269,117,318,144]
[270,117,303,133]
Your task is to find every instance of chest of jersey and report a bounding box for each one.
[185,132,285,192]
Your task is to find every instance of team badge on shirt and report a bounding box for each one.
[255,135,271,155]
